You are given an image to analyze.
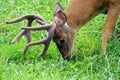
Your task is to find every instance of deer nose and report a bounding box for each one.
[63,54,72,60]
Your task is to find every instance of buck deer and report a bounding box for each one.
[6,0,120,60]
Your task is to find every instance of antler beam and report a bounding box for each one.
[6,14,55,56]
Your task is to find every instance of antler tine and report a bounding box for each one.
[6,14,47,44]
[36,19,47,25]
[22,23,56,57]
[11,20,33,44]
[6,14,47,24]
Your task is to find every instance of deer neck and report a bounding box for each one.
[64,0,107,31]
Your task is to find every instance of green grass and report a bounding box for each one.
[0,0,120,80]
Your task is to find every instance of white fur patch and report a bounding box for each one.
[63,22,69,30]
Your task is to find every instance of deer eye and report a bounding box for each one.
[58,39,65,45]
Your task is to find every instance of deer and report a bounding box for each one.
[6,0,120,60]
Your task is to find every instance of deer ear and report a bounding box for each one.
[54,3,63,16]
[56,11,67,25]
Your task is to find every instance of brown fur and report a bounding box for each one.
[53,0,120,59]
[7,0,120,60]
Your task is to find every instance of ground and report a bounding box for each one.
[0,0,120,80]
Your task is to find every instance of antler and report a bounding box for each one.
[6,14,55,56]
[22,23,56,56]
[6,14,47,44]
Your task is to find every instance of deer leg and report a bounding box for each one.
[100,7,119,57]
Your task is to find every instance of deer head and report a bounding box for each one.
[53,3,76,60]
[6,3,76,60]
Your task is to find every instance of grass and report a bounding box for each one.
[0,0,120,80]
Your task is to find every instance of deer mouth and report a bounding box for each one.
[56,44,72,60]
